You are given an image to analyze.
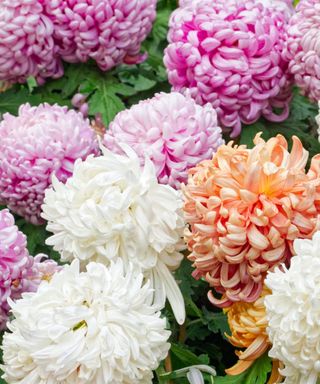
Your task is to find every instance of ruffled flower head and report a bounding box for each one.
[42,146,186,324]
[183,133,320,307]
[224,287,282,383]
[0,103,99,225]
[0,0,63,84]
[265,231,320,384]
[0,209,31,330]
[2,259,171,384]
[44,0,157,70]
[103,92,224,188]
[284,0,320,102]
[164,0,292,137]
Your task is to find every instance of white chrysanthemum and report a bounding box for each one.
[42,146,186,324]
[1,260,171,384]
[265,231,320,384]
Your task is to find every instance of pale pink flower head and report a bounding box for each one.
[0,0,63,84]
[22,254,62,293]
[183,133,320,307]
[0,103,99,225]
[103,92,224,188]
[164,0,292,137]
[284,0,320,102]
[0,209,31,330]
[44,0,157,71]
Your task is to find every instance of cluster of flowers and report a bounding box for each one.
[0,0,157,84]
[183,132,320,383]
[1,0,320,383]
[0,90,225,382]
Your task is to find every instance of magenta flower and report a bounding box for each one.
[103,92,224,188]
[284,0,320,102]
[0,209,31,330]
[0,0,63,84]
[44,0,157,71]
[164,0,292,137]
[0,103,99,225]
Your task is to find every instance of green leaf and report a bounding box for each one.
[26,77,37,93]
[202,308,230,339]
[0,87,41,115]
[171,343,209,366]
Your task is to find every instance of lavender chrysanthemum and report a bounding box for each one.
[164,0,292,137]
[0,0,63,84]
[44,0,157,71]
[103,92,224,188]
[0,209,31,330]
[284,0,320,102]
[0,103,99,225]
[0,209,61,330]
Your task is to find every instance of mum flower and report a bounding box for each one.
[265,231,320,384]
[42,146,186,324]
[224,287,282,383]
[284,0,320,102]
[0,209,31,330]
[1,259,171,384]
[0,103,99,225]
[0,0,63,84]
[103,92,224,188]
[0,209,59,330]
[164,0,292,137]
[44,0,157,71]
[183,133,320,307]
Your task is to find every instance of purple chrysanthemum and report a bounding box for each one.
[44,0,157,71]
[164,0,292,137]
[0,103,99,225]
[0,0,63,84]
[284,0,320,102]
[103,92,224,188]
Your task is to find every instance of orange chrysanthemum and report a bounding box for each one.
[183,133,320,307]
[224,288,282,383]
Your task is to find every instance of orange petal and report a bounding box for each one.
[225,359,255,375]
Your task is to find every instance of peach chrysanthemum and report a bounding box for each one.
[183,133,320,307]
[224,287,281,383]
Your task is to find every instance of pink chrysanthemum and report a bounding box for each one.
[23,254,62,293]
[0,103,99,225]
[0,0,63,84]
[284,0,320,102]
[44,0,157,71]
[0,209,31,330]
[103,92,224,188]
[183,134,320,308]
[164,0,292,137]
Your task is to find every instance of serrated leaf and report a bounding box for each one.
[0,87,41,115]
[202,308,230,339]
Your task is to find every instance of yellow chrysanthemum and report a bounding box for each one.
[224,287,281,383]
